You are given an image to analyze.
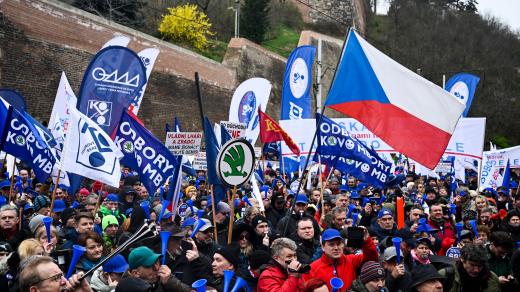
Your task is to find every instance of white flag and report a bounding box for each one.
[102,35,131,49]
[49,72,78,144]
[61,106,123,187]
[6,154,19,178]
[130,48,160,115]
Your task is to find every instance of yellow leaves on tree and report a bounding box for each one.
[158,4,214,51]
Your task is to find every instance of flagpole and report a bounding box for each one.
[227,185,237,244]
[282,28,351,237]
[318,156,324,213]
[92,183,105,217]
[280,142,286,180]
[8,162,16,203]
[49,169,61,217]
[210,185,219,245]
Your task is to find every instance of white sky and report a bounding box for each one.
[376,0,520,32]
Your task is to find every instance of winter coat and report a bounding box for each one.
[165,250,212,285]
[276,212,321,239]
[257,261,304,292]
[90,269,113,292]
[438,262,500,292]
[98,205,126,225]
[370,221,399,241]
[302,237,379,290]
[292,236,322,265]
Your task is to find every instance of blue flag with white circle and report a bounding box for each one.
[280,46,316,120]
[445,73,480,117]
[78,46,147,135]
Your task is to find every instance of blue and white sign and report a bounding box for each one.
[229,78,271,145]
[446,247,461,259]
[445,73,480,117]
[281,46,316,120]
[78,46,147,135]
[115,111,177,193]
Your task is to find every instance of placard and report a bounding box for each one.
[165,132,202,155]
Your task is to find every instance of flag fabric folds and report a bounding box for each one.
[445,73,480,117]
[501,159,510,191]
[258,109,300,156]
[61,105,123,187]
[316,113,391,188]
[203,117,227,203]
[324,30,465,168]
[114,110,177,193]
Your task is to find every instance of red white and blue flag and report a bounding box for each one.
[324,30,465,168]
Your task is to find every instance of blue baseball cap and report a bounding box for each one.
[339,185,349,192]
[295,194,308,204]
[181,217,196,228]
[350,191,360,199]
[52,200,66,213]
[321,229,343,243]
[0,180,10,189]
[378,208,393,219]
[105,194,119,202]
[103,254,129,273]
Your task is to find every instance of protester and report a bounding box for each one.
[350,261,388,292]
[410,264,444,292]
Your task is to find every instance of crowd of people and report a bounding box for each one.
[1,163,520,292]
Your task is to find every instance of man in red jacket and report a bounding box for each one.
[302,227,378,290]
[257,237,304,292]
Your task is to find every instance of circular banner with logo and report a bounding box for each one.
[216,138,256,187]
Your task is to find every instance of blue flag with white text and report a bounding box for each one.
[445,73,480,117]
[280,46,316,120]
[114,111,177,194]
[316,113,391,187]
[78,46,147,136]
[0,107,56,182]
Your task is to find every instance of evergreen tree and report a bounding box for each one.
[240,0,270,43]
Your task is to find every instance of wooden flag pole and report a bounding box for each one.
[8,162,16,203]
[93,183,105,217]
[49,169,61,217]
[227,185,237,244]
[318,156,324,212]
[210,185,219,244]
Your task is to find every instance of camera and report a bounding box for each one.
[285,260,311,274]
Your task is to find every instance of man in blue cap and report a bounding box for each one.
[91,254,128,291]
[98,194,126,225]
[276,194,321,240]
[370,208,399,241]
[126,246,191,291]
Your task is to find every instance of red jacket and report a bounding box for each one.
[428,219,456,255]
[302,237,378,290]
[257,262,304,292]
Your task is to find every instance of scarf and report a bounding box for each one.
[411,249,431,264]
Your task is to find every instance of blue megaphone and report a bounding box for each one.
[456,222,464,243]
[191,217,206,238]
[234,198,241,209]
[66,245,86,278]
[231,276,248,292]
[469,219,479,238]
[157,200,170,223]
[378,195,386,205]
[187,199,195,215]
[140,201,150,219]
[197,209,205,219]
[392,237,402,265]
[450,203,456,216]
[223,269,234,292]
[42,216,53,243]
[192,279,207,292]
[242,196,252,206]
[160,231,170,265]
[330,277,344,292]
[159,186,165,198]
[352,212,358,227]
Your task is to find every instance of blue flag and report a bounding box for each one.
[174,117,181,132]
[114,111,177,193]
[316,113,391,187]
[0,106,56,182]
[78,46,147,135]
[0,89,26,111]
[220,124,233,145]
[502,159,510,191]
[203,117,226,203]
[450,156,457,197]
[280,46,316,120]
[445,73,480,117]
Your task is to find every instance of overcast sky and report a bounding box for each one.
[377,0,520,32]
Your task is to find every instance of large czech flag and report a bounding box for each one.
[324,30,465,168]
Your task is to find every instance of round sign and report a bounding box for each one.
[446,247,461,259]
[216,138,256,187]
[178,203,188,218]
[449,81,469,103]
[289,58,309,98]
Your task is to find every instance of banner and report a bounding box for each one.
[102,35,130,48]
[220,121,246,139]
[61,105,123,187]
[164,132,202,156]
[480,145,520,188]
[445,73,480,117]
[130,48,160,115]
[77,46,147,135]
[280,46,316,120]
[0,89,26,111]
[49,72,78,145]
[0,106,55,182]
[115,111,177,193]
[228,78,271,145]
[193,151,207,171]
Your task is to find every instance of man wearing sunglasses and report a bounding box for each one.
[19,255,92,292]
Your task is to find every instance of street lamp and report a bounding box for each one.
[228,0,240,38]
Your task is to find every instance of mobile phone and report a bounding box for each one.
[346,227,365,248]
[181,240,192,251]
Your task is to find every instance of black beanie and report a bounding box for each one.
[215,246,240,269]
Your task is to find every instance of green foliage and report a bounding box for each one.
[491,135,511,149]
[262,25,300,57]
[241,0,270,43]
[158,4,214,51]
[72,0,145,27]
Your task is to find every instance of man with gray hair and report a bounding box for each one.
[0,205,29,248]
[257,237,304,291]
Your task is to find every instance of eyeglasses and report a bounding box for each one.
[31,272,63,286]
[240,234,249,240]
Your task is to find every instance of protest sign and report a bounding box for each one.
[165,132,203,156]
[193,151,207,171]
[220,121,246,139]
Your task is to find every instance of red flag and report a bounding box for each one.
[258,109,300,156]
